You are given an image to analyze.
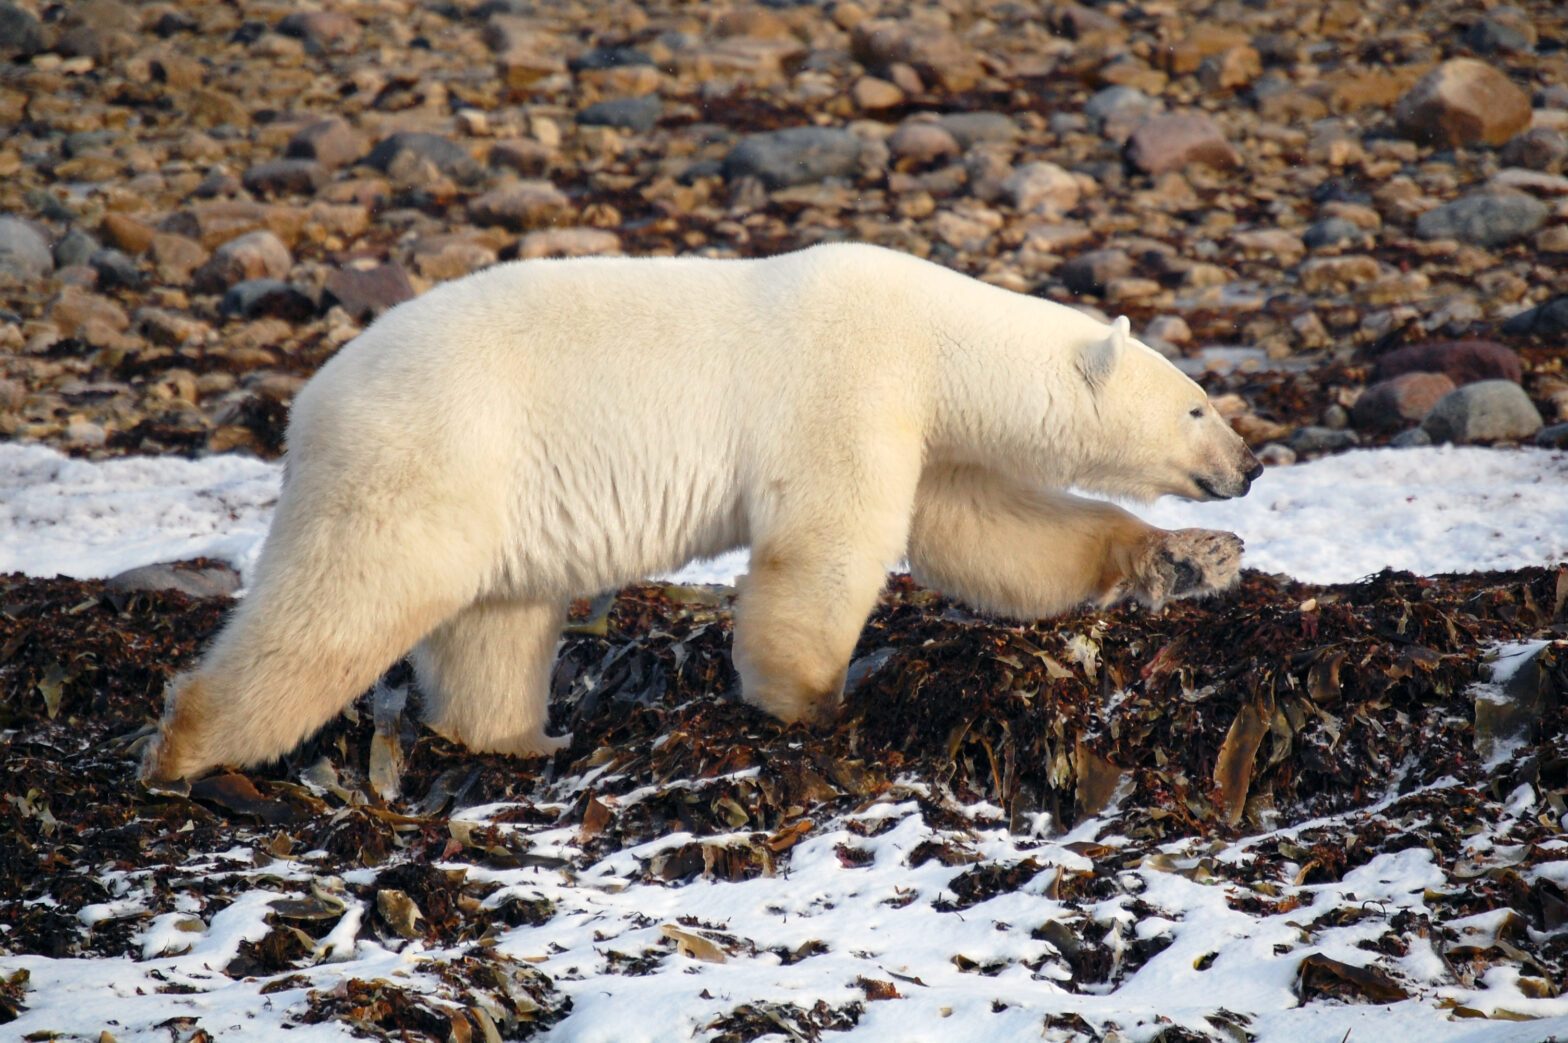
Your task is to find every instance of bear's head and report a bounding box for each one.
[1074,316,1262,503]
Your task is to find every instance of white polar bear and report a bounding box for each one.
[142,243,1260,781]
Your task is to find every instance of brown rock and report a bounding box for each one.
[1351,372,1457,431]
[851,19,984,93]
[100,212,155,254]
[469,180,571,231]
[51,286,133,347]
[1125,114,1240,175]
[1373,340,1523,386]
[851,76,904,111]
[887,122,960,167]
[490,137,554,176]
[1299,255,1380,292]
[193,230,293,293]
[286,118,366,171]
[1394,59,1532,148]
[518,228,622,259]
[411,234,500,281]
[148,233,208,285]
[187,86,251,130]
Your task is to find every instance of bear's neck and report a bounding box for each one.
[919,278,1112,490]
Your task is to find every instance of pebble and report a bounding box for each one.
[1390,427,1433,448]
[722,127,867,189]
[887,122,961,166]
[1393,59,1533,148]
[0,2,49,59]
[577,95,662,134]
[1535,422,1568,449]
[1060,249,1133,295]
[1083,86,1161,140]
[193,230,292,293]
[220,278,314,321]
[1002,162,1080,217]
[936,113,1018,150]
[1500,128,1568,173]
[1423,380,1543,444]
[518,227,622,259]
[366,132,483,185]
[1290,426,1361,455]
[285,118,366,170]
[0,216,54,280]
[1351,372,1456,431]
[242,159,328,198]
[322,263,415,321]
[850,19,983,93]
[468,180,571,231]
[1502,296,1568,338]
[1373,340,1523,386]
[1414,192,1548,248]
[1125,114,1240,175]
[53,227,99,268]
[1302,218,1366,251]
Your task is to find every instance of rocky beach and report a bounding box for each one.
[3,0,1568,1040]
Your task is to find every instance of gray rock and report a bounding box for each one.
[194,230,293,293]
[90,248,143,290]
[109,561,241,599]
[1302,217,1364,250]
[54,227,100,269]
[0,216,53,281]
[1414,192,1547,248]
[1536,422,1568,449]
[722,127,866,189]
[0,1,48,59]
[1422,380,1543,443]
[935,112,1019,150]
[1060,248,1133,295]
[1502,295,1568,337]
[366,132,483,184]
[1500,127,1567,172]
[1464,13,1535,54]
[569,46,656,72]
[1290,426,1361,454]
[577,95,662,133]
[220,278,315,321]
[1083,86,1160,140]
[1390,427,1433,448]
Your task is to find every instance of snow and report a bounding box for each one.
[4,442,1568,588]
[3,440,1567,1041]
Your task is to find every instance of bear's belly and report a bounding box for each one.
[492,460,748,598]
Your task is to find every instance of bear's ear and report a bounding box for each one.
[1077,315,1129,392]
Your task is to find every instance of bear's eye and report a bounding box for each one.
[1188,406,1204,419]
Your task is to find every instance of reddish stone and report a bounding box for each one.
[1351,372,1456,431]
[1372,340,1523,387]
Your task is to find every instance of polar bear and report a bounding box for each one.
[141,243,1260,781]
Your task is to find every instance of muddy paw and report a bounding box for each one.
[1137,528,1244,608]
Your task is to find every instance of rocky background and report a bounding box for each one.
[0,0,1566,461]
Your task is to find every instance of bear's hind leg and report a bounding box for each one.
[411,598,569,758]
[141,568,471,782]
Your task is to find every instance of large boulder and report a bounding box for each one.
[1422,380,1543,444]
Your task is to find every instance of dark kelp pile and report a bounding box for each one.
[1,566,1565,1039]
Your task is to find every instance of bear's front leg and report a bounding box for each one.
[1123,528,1243,610]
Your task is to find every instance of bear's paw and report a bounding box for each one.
[1136,528,1243,609]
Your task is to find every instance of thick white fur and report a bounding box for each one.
[142,243,1258,780]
